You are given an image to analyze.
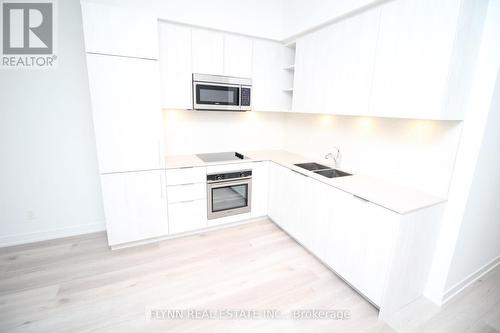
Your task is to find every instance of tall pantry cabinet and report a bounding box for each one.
[81,2,167,246]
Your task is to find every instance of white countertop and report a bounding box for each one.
[165,150,445,215]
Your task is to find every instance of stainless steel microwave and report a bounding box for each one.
[192,73,251,111]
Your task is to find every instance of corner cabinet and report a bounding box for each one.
[252,40,292,112]
[100,170,168,246]
[267,162,441,310]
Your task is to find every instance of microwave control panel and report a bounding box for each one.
[241,87,251,106]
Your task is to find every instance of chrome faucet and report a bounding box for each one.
[325,147,341,167]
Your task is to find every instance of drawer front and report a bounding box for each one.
[167,183,206,203]
[166,167,206,185]
[168,199,207,234]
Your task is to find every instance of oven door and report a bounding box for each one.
[193,82,241,111]
[207,178,252,219]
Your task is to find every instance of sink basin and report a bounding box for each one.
[314,169,352,178]
[294,162,330,171]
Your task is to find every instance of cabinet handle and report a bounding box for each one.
[353,195,369,203]
[173,199,198,204]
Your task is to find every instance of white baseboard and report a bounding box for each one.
[442,255,500,305]
[0,221,106,248]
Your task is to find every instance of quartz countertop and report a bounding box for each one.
[165,150,445,215]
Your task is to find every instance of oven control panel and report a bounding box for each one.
[207,169,252,182]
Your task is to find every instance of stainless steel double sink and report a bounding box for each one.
[294,162,352,178]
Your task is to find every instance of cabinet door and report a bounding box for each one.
[325,188,399,306]
[80,2,158,59]
[323,8,380,116]
[191,29,224,75]
[159,22,192,109]
[292,34,318,114]
[252,40,291,112]
[369,0,461,119]
[100,170,168,246]
[224,35,253,78]
[293,8,379,116]
[251,162,269,218]
[86,54,163,173]
[168,199,207,234]
[348,197,399,305]
[268,163,287,226]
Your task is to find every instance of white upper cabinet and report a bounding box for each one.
[86,54,163,174]
[191,28,224,75]
[80,1,159,59]
[253,40,292,112]
[369,0,462,120]
[292,7,380,115]
[101,170,168,246]
[292,32,323,114]
[159,22,193,109]
[223,35,253,78]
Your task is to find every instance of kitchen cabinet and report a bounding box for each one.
[223,35,253,78]
[165,166,207,234]
[250,162,269,218]
[159,22,193,109]
[369,0,462,119]
[268,162,400,306]
[252,40,292,112]
[292,7,380,115]
[80,2,158,59]
[86,54,163,174]
[268,163,290,229]
[191,28,224,75]
[168,199,207,234]
[100,170,168,246]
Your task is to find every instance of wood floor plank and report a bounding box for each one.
[0,219,498,332]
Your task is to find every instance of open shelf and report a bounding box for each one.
[283,64,295,70]
[282,88,294,92]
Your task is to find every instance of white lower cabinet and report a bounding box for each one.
[250,162,269,218]
[267,162,399,306]
[168,199,207,234]
[100,170,168,246]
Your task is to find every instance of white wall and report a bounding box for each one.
[83,0,286,40]
[284,114,462,198]
[425,0,500,304]
[0,0,105,246]
[282,0,383,39]
[84,0,387,40]
[445,68,500,290]
[162,110,286,155]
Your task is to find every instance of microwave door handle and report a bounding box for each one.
[239,86,242,111]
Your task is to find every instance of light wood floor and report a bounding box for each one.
[0,219,498,333]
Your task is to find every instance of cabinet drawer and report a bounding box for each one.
[166,167,206,185]
[168,199,207,234]
[167,183,206,203]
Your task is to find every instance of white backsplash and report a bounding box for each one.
[163,109,462,198]
[284,113,462,198]
[163,109,287,155]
